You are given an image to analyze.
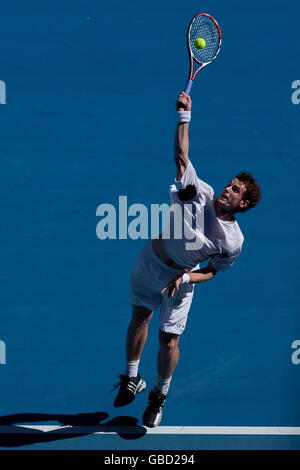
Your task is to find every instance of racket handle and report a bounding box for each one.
[184,78,193,95]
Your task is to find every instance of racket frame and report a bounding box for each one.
[185,13,222,95]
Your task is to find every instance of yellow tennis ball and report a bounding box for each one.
[194,38,206,49]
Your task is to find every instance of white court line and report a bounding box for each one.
[0,425,299,435]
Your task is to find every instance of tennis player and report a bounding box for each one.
[112,91,261,427]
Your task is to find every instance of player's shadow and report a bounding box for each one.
[0,412,147,447]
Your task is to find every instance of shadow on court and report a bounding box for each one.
[0,412,147,447]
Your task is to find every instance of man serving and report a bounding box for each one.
[112,91,261,427]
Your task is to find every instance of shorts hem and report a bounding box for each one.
[159,325,185,336]
[130,299,158,312]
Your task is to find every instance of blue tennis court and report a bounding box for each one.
[0,0,299,450]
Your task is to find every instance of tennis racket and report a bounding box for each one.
[184,13,222,95]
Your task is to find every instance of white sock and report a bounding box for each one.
[152,375,172,396]
[126,359,140,378]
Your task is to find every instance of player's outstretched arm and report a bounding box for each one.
[174,92,192,180]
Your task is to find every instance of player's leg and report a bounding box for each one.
[113,240,165,408]
[114,305,152,408]
[142,332,181,427]
[142,283,194,426]
[126,305,154,362]
[157,331,180,380]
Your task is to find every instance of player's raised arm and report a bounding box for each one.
[174,92,192,180]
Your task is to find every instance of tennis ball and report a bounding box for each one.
[194,38,206,49]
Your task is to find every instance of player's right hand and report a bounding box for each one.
[176,92,192,112]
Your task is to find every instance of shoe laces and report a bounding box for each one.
[110,374,137,392]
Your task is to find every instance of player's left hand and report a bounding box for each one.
[161,268,189,298]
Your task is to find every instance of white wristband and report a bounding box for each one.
[181,273,191,285]
[177,110,191,123]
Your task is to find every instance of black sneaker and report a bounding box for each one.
[142,390,167,427]
[112,374,147,408]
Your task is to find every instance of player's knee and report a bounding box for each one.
[132,305,153,326]
[159,331,180,349]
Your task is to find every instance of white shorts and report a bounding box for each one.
[130,241,196,335]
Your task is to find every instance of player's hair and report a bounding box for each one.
[235,172,262,212]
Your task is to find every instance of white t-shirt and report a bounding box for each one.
[162,160,244,271]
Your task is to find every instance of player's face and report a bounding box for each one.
[218,178,248,211]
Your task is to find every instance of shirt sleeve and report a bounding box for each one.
[175,160,214,201]
[169,184,179,203]
[209,245,243,271]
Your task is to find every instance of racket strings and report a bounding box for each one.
[189,16,220,63]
